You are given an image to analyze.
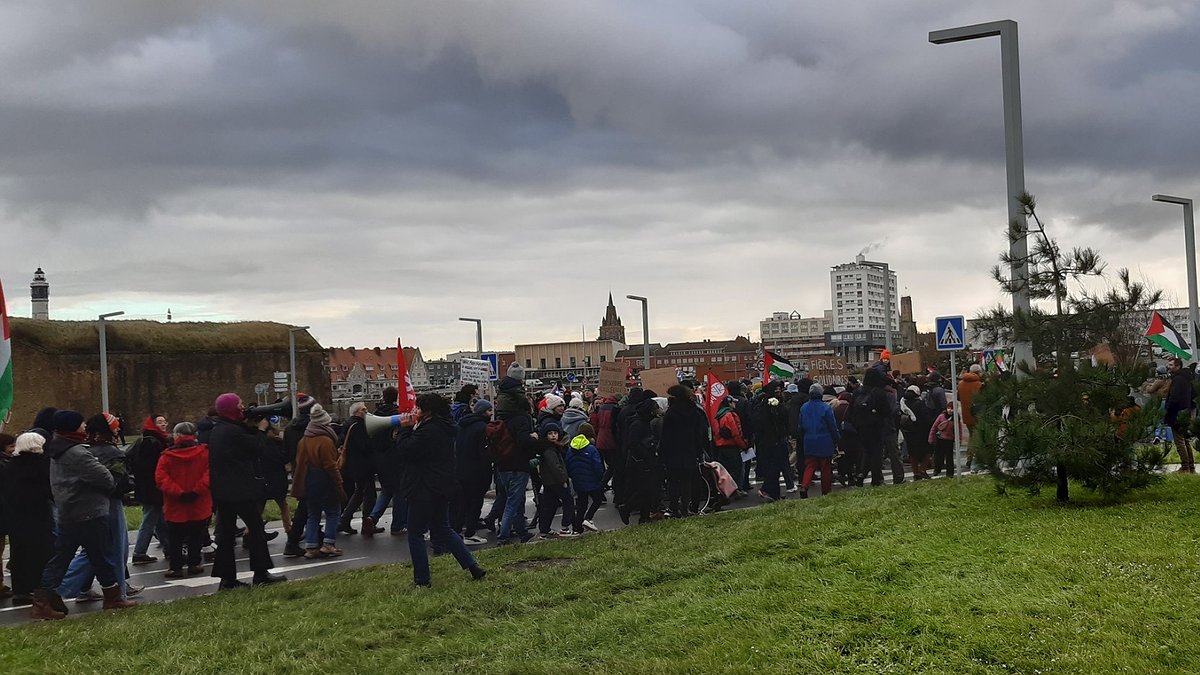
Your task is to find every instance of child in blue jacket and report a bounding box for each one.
[566,423,605,532]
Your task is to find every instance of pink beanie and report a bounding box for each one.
[215,393,244,421]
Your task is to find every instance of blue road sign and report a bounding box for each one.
[481,353,499,381]
[567,372,578,383]
[935,315,966,352]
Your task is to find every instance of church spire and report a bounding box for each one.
[599,293,625,343]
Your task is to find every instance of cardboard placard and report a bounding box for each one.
[459,358,492,386]
[808,356,848,386]
[598,361,627,397]
[890,351,923,375]
[638,367,679,397]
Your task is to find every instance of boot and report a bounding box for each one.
[101,584,136,610]
[30,589,66,621]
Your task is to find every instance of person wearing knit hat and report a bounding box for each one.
[1,432,54,607]
[156,421,212,578]
[566,421,604,533]
[472,399,493,415]
[131,412,172,566]
[537,395,566,437]
[293,403,347,559]
[453,398,494,546]
[560,395,590,441]
[32,410,132,619]
[507,362,525,381]
[207,393,286,589]
[282,393,318,556]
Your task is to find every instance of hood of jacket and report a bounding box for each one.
[142,416,169,444]
[44,434,83,460]
[569,434,592,451]
[165,440,207,461]
[959,372,982,384]
[458,412,489,429]
[560,407,589,426]
[497,376,525,395]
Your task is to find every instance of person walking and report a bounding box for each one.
[1165,356,1196,473]
[621,394,664,524]
[493,369,537,544]
[32,411,133,620]
[928,403,957,478]
[851,369,892,487]
[130,414,171,565]
[534,422,577,538]
[395,394,486,587]
[155,422,213,577]
[560,398,590,441]
[0,432,54,606]
[797,383,840,497]
[283,393,316,557]
[339,402,380,536]
[366,387,407,537]
[208,393,286,589]
[293,404,347,558]
[900,386,935,480]
[659,384,709,517]
[751,381,791,501]
[451,399,493,545]
[567,423,605,532]
[713,395,748,498]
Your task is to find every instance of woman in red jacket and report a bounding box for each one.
[155,422,212,578]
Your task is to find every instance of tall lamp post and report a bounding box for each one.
[98,311,124,412]
[1153,194,1198,362]
[930,19,1033,371]
[626,295,650,370]
[288,325,310,416]
[458,317,483,356]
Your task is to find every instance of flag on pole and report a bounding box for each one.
[703,370,724,435]
[396,337,417,413]
[763,350,796,383]
[0,278,12,427]
[1145,312,1192,360]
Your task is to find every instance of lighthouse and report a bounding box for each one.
[30,268,49,320]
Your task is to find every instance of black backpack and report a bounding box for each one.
[484,419,517,463]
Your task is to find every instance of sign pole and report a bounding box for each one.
[950,350,961,475]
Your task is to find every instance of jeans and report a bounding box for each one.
[133,503,169,557]
[537,483,574,534]
[167,520,207,570]
[306,496,340,548]
[406,493,478,585]
[496,471,529,540]
[370,488,407,532]
[211,500,273,581]
[58,498,128,598]
[41,517,119,592]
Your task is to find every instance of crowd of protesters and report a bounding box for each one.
[0,350,1019,620]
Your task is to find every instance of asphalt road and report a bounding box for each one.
[1,465,921,625]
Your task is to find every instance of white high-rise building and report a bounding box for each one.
[830,255,898,334]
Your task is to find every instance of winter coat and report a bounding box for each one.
[900,391,936,443]
[395,415,459,500]
[751,392,791,450]
[494,377,531,419]
[341,416,374,481]
[292,433,346,502]
[371,402,401,488]
[850,369,891,433]
[589,397,620,452]
[454,412,492,482]
[1165,369,1195,426]
[130,419,169,505]
[282,412,310,467]
[536,409,563,437]
[929,413,955,443]
[257,433,289,501]
[207,417,268,503]
[566,436,605,493]
[155,439,213,523]
[615,389,645,450]
[537,440,570,487]
[798,397,840,458]
[623,398,661,470]
[928,384,949,416]
[89,442,132,499]
[957,372,984,428]
[659,401,709,474]
[714,404,748,450]
[44,434,114,524]
[560,407,590,441]
[787,394,805,440]
[0,452,53,528]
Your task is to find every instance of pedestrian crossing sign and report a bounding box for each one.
[935,315,966,352]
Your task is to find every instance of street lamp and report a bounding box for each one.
[857,257,894,353]
[98,311,124,412]
[930,19,1033,371]
[458,317,483,357]
[288,326,310,416]
[1153,194,1198,362]
[626,295,650,370]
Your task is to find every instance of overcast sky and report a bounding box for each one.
[2,0,1197,358]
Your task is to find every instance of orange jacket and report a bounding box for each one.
[957,372,984,429]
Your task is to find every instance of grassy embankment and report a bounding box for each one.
[3,477,1199,674]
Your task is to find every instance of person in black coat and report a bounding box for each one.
[611,387,644,514]
[752,381,791,501]
[0,432,54,605]
[451,400,493,543]
[338,403,379,535]
[208,393,285,588]
[621,395,663,525]
[365,387,406,536]
[658,385,710,517]
[396,394,485,587]
[130,415,170,565]
[852,368,893,487]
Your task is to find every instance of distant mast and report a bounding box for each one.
[30,268,49,320]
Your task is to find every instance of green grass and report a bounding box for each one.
[5,477,1200,674]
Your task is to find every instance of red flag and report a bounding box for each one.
[396,337,417,413]
[703,370,724,435]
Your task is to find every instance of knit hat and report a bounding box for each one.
[173,421,198,436]
[544,395,565,410]
[881,349,892,360]
[13,432,46,455]
[214,393,244,421]
[543,421,563,436]
[308,403,332,426]
[568,397,586,410]
[507,363,525,380]
[578,422,595,439]
[473,399,494,414]
[295,393,316,415]
[85,414,118,439]
[969,364,983,374]
[52,410,85,433]
[809,383,825,398]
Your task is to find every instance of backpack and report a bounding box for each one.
[484,419,517,463]
[851,390,876,424]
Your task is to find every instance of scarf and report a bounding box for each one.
[304,418,338,445]
[57,431,87,444]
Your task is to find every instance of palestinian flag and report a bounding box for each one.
[1146,311,1191,360]
[0,278,12,426]
[763,350,796,382]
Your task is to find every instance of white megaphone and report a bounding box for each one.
[363,412,403,436]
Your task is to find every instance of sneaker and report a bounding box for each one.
[462,536,488,546]
[125,584,144,597]
[799,488,809,499]
[786,486,798,493]
[757,490,776,503]
[519,532,537,543]
[582,520,599,532]
[201,545,216,562]
[557,529,579,538]
[76,589,103,603]
[469,565,487,581]
[391,528,408,536]
[131,554,157,565]
[164,569,183,579]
